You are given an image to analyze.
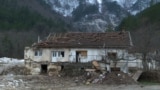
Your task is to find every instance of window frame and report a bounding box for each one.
[77,51,87,59]
[52,51,65,57]
[52,51,57,57]
[107,52,117,60]
[35,50,43,56]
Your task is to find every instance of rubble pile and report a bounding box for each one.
[84,71,136,85]
[80,61,136,85]
[1,66,30,75]
[0,74,28,89]
[102,71,136,84]
[59,63,91,77]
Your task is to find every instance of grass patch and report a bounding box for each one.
[139,81,160,85]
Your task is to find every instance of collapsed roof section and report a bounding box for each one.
[33,32,133,48]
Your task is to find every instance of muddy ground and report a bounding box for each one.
[0,60,160,90]
[0,75,160,90]
[0,69,160,90]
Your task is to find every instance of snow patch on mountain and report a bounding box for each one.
[44,0,104,16]
[97,0,102,13]
[130,10,139,15]
[112,0,137,8]
[44,0,79,17]
[86,0,97,4]
[44,0,160,17]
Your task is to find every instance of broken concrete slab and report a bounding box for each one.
[92,61,100,70]
[132,70,143,81]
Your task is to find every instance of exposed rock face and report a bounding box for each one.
[44,0,160,32]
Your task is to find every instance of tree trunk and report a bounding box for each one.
[142,54,149,71]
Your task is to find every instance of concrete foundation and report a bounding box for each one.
[25,61,61,75]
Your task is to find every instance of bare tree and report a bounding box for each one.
[132,23,160,71]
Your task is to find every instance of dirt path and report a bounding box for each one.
[0,61,159,90]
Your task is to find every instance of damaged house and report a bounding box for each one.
[24,32,133,75]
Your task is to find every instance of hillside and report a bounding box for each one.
[0,0,72,58]
[118,3,160,31]
[44,0,160,32]
[118,3,160,54]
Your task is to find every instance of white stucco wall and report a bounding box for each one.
[25,47,128,63]
[69,48,128,62]
[24,47,34,61]
[33,49,50,62]
[24,48,51,62]
[26,47,148,73]
[24,47,70,62]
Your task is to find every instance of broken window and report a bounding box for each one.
[80,51,87,57]
[52,51,65,57]
[35,51,38,56]
[108,52,118,68]
[108,52,117,60]
[35,50,42,56]
[76,51,87,58]
[60,51,64,57]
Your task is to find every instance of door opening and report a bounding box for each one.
[41,64,48,74]
[76,51,80,63]
[76,51,87,63]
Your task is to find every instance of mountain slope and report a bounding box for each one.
[118,3,160,31]
[118,3,160,56]
[44,0,160,32]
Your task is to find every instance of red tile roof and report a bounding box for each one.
[33,32,132,48]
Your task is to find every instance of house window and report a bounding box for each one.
[52,51,65,57]
[80,51,87,57]
[35,50,42,56]
[52,51,57,57]
[58,51,61,57]
[35,51,38,56]
[39,50,42,56]
[76,51,87,58]
[108,52,117,60]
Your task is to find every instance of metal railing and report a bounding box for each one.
[69,55,103,63]
[68,56,145,69]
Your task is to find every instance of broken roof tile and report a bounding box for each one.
[33,32,132,48]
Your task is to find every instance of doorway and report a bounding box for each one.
[41,64,48,74]
[76,51,80,63]
[76,51,87,63]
